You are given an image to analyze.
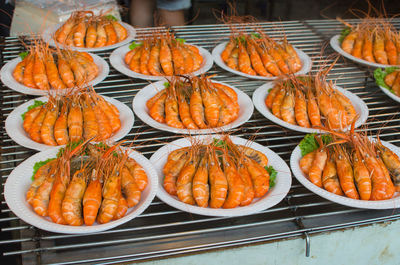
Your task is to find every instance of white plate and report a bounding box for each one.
[42,22,136,52]
[212,41,312,80]
[132,80,254,134]
[0,53,109,96]
[5,95,134,151]
[4,146,158,234]
[330,35,400,68]
[110,43,214,81]
[252,82,369,133]
[378,85,400,104]
[290,139,400,209]
[150,135,292,216]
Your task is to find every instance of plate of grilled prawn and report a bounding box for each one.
[150,134,292,216]
[110,32,213,81]
[374,67,400,103]
[212,32,312,80]
[0,43,109,95]
[253,74,368,133]
[5,90,134,151]
[133,76,254,134]
[330,18,400,68]
[290,131,400,209]
[4,142,158,234]
[42,11,136,52]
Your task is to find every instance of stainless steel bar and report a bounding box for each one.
[4,215,298,256]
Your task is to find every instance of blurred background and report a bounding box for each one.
[1,0,400,37]
[122,0,400,26]
[185,0,400,24]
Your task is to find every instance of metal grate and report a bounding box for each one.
[1,19,400,265]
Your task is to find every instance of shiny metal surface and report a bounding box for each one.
[1,19,400,265]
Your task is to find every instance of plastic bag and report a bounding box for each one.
[14,0,120,22]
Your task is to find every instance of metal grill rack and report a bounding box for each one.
[1,19,400,265]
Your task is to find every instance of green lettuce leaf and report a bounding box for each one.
[19,51,29,60]
[176,38,186,44]
[21,100,46,120]
[129,41,142,50]
[164,82,170,88]
[57,140,84,158]
[299,133,332,156]
[338,27,351,43]
[213,138,227,149]
[236,35,246,43]
[265,166,277,188]
[374,67,399,92]
[95,142,108,149]
[95,142,118,157]
[105,14,118,21]
[31,158,55,180]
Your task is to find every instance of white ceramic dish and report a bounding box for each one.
[212,41,312,80]
[330,35,400,68]
[0,53,109,96]
[110,43,214,81]
[5,95,134,151]
[378,85,400,104]
[42,22,136,52]
[252,82,369,133]
[4,146,158,234]
[150,135,292,216]
[132,80,254,134]
[290,139,400,209]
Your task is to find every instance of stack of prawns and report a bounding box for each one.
[300,128,400,200]
[341,18,400,65]
[163,135,272,208]
[221,31,303,76]
[23,88,121,146]
[13,41,99,90]
[147,76,239,129]
[54,11,128,48]
[265,63,357,130]
[124,32,203,76]
[27,142,148,226]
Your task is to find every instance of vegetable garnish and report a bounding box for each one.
[250,33,261,39]
[19,51,29,60]
[129,41,142,50]
[31,158,55,180]
[296,76,312,83]
[95,142,118,157]
[265,165,277,188]
[105,14,118,21]
[213,138,228,149]
[338,27,351,43]
[236,35,246,43]
[163,82,170,88]
[374,67,399,92]
[95,142,108,149]
[299,133,332,156]
[236,33,261,43]
[21,100,46,120]
[56,140,84,158]
[176,38,186,44]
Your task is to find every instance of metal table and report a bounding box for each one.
[1,19,400,265]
